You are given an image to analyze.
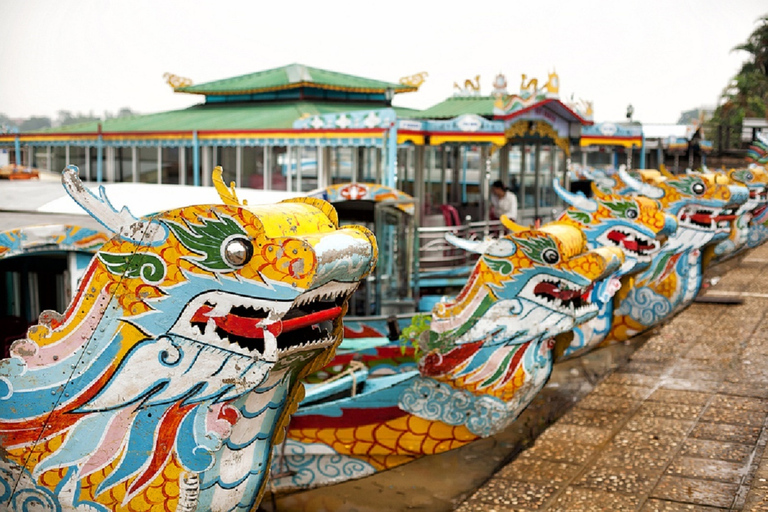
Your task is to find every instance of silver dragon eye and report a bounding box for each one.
[542,248,560,264]
[224,237,253,267]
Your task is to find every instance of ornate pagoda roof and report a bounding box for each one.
[174,63,417,98]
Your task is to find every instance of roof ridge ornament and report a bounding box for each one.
[453,75,481,97]
[163,72,193,89]
[399,72,428,89]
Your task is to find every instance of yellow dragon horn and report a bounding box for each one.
[500,215,528,233]
[213,166,248,206]
[658,164,675,179]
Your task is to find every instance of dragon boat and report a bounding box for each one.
[549,178,678,359]
[268,222,624,493]
[0,166,377,511]
[602,167,748,344]
[704,167,768,263]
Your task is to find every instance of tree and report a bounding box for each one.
[713,14,768,124]
[19,116,52,131]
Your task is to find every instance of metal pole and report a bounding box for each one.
[192,131,200,186]
[157,146,163,184]
[96,124,103,183]
[386,122,397,188]
[235,145,242,187]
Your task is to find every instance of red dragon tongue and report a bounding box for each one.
[608,231,641,252]
[191,305,342,339]
[714,213,737,222]
[685,212,713,224]
[533,282,581,301]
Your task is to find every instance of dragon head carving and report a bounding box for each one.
[617,167,748,252]
[419,222,623,403]
[552,179,677,358]
[0,166,377,511]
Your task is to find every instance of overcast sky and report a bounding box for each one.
[1,0,765,125]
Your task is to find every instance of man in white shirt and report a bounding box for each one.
[490,180,518,221]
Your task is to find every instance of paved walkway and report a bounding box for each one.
[458,243,768,511]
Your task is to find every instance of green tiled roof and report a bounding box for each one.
[412,96,497,119]
[176,64,416,96]
[35,102,421,133]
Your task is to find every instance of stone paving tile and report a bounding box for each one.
[574,394,639,414]
[668,368,727,383]
[741,491,768,512]
[637,402,707,420]
[497,458,581,485]
[591,382,654,400]
[717,381,768,399]
[617,361,668,376]
[558,408,626,429]
[659,377,722,394]
[708,394,768,412]
[689,421,762,445]
[603,372,661,388]
[624,416,694,437]
[700,405,767,427]
[535,423,612,446]
[647,389,712,406]
[609,430,683,453]
[459,478,560,510]
[573,463,658,495]
[593,444,676,471]
[518,438,597,465]
[665,455,747,483]
[679,439,754,463]
[639,498,728,511]
[548,487,639,511]
[651,476,738,508]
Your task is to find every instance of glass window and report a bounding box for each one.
[522,145,536,208]
[298,147,318,192]
[162,147,180,185]
[330,147,353,184]
[270,147,287,191]
[137,147,159,183]
[242,146,264,189]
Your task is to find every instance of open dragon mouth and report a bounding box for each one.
[171,282,359,360]
[679,205,735,232]
[749,189,768,202]
[601,228,659,261]
[522,274,597,318]
[753,203,768,219]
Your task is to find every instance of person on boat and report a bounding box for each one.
[490,179,518,221]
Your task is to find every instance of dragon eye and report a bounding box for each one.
[626,208,638,219]
[747,173,754,181]
[542,248,560,264]
[224,237,253,267]
[692,182,705,195]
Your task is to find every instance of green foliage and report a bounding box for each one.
[713,14,768,125]
[399,313,431,356]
